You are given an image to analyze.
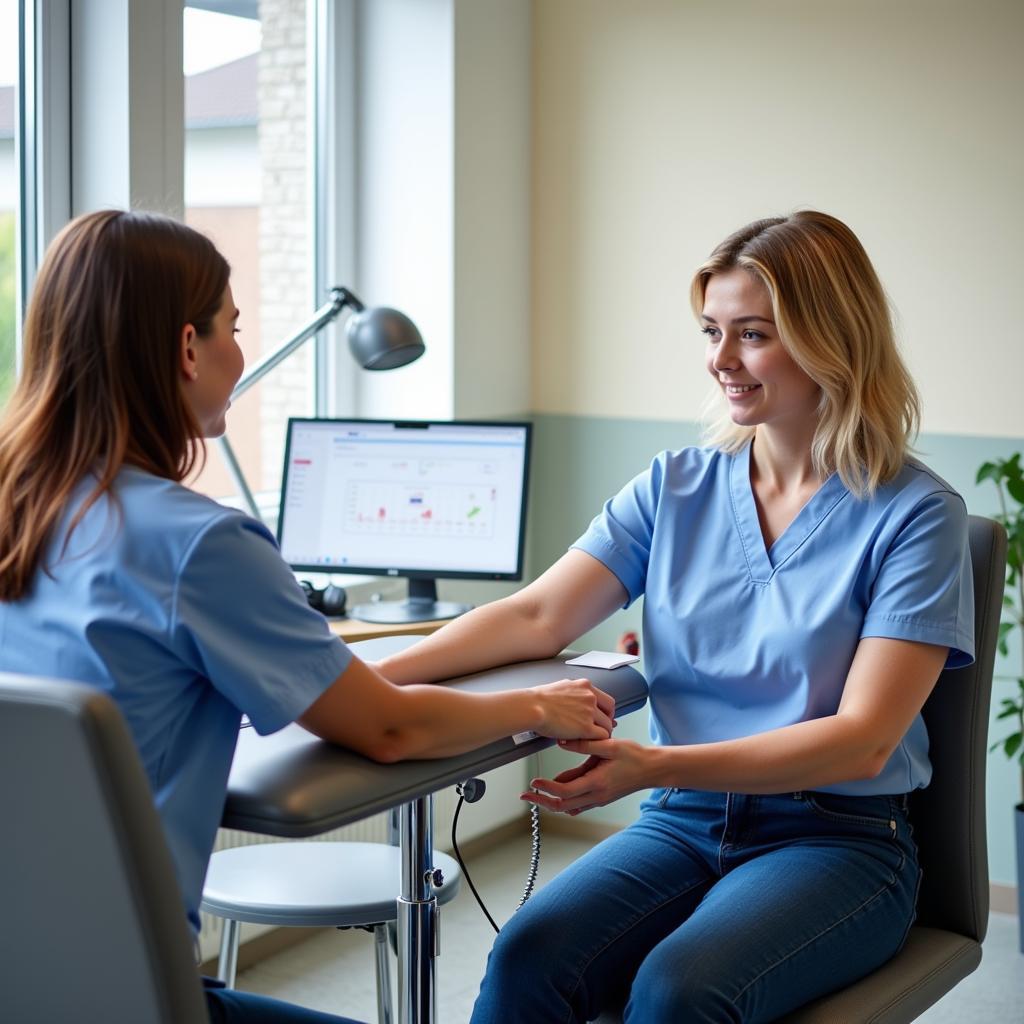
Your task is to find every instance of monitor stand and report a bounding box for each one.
[349,578,472,624]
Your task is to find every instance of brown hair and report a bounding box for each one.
[691,211,920,497]
[0,209,229,600]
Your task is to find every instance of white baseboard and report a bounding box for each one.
[991,883,1020,915]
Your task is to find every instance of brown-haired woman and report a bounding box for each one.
[0,209,614,1024]
[371,211,975,1023]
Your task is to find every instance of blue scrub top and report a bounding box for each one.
[0,467,352,933]
[573,443,975,796]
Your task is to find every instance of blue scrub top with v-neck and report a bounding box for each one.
[572,442,975,796]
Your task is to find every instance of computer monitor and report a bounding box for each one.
[277,418,532,623]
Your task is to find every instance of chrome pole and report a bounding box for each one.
[397,795,438,1024]
[230,287,358,402]
[215,435,262,520]
[215,286,358,521]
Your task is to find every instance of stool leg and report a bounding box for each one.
[373,923,394,1024]
[217,918,241,988]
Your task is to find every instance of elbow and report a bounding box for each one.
[299,715,409,762]
[510,592,568,657]
[302,722,406,763]
[855,745,894,782]
[360,725,438,764]
[361,730,412,764]
[832,716,898,783]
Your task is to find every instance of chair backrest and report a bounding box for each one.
[0,674,209,1024]
[909,514,1007,943]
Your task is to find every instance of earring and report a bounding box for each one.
[191,370,199,381]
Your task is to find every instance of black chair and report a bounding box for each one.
[0,674,210,1023]
[593,514,1007,1024]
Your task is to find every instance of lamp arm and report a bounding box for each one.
[230,286,364,402]
[215,434,263,520]
[215,286,365,522]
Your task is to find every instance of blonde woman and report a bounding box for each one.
[374,211,975,1023]
[0,210,614,1024]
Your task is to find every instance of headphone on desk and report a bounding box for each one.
[300,580,348,618]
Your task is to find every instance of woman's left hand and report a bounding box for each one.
[522,738,653,815]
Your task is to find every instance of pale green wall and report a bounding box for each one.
[527,415,1023,887]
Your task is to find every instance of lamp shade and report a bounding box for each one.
[346,307,425,370]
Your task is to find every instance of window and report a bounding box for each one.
[0,0,18,406]
[183,0,314,504]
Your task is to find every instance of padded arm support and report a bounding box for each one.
[223,637,649,837]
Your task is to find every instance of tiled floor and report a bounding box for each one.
[234,832,1023,1023]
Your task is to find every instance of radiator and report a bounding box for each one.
[198,757,531,962]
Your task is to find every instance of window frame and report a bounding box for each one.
[14,0,356,509]
[15,0,71,365]
[312,0,357,418]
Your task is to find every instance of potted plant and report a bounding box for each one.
[977,453,1024,952]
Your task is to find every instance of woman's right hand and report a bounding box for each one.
[531,677,616,740]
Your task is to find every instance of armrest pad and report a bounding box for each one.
[223,637,648,837]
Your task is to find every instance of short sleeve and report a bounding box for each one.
[171,512,353,734]
[570,455,665,606]
[860,490,975,668]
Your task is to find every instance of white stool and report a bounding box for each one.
[201,841,462,1024]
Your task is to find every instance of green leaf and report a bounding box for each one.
[1005,732,1022,758]
[1010,525,1024,569]
[1008,476,1024,505]
[976,461,1000,485]
[1006,452,1023,481]
[998,621,1013,656]
[997,705,1021,720]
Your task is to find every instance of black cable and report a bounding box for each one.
[451,793,501,934]
[452,769,543,932]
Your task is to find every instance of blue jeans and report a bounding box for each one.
[203,977,364,1023]
[470,788,920,1024]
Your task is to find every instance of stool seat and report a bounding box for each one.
[201,841,462,927]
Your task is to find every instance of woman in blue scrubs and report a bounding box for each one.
[0,209,615,1024]
[375,211,975,1023]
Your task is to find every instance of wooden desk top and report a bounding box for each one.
[327,617,452,643]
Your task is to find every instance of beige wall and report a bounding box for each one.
[452,0,532,419]
[531,0,1024,439]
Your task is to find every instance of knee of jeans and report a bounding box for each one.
[626,949,739,1024]
[486,910,561,981]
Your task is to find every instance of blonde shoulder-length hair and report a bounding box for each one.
[690,211,919,498]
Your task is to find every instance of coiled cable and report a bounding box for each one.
[451,765,541,934]
[516,802,541,910]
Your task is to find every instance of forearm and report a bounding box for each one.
[301,656,612,762]
[374,593,561,685]
[644,639,946,794]
[380,684,543,760]
[646,714,887,794]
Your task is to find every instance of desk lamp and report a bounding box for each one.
[215,286,425,519]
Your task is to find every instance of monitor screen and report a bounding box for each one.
[277,418,532,622]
